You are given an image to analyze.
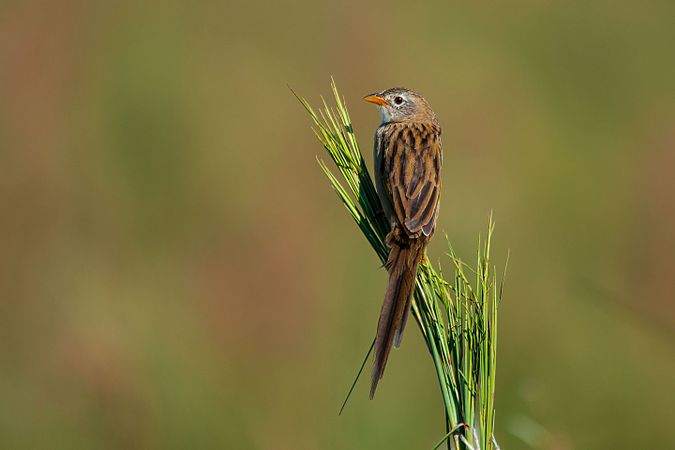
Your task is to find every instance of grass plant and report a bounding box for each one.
[295,80,506,450]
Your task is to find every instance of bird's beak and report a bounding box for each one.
[363,94,388,106]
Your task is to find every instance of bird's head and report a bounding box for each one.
[364,87,437,125]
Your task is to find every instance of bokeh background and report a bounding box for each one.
[1,1,674,449]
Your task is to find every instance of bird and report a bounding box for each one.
[364,87,442,399]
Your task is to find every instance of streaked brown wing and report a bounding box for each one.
[381,123,442,238]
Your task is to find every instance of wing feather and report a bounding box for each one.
[381,123,442,238]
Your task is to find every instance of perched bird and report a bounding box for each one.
[364,88,442,399]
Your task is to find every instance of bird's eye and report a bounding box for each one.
[393,96,404,105]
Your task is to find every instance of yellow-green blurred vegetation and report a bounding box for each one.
[1,1,674,449]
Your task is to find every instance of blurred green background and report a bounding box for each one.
[1,1,674,449]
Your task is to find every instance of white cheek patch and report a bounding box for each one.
[378,106,391,124]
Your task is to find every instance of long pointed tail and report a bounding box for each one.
[370,232,425,399]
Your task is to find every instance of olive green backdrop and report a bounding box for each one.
[1,1,674,449]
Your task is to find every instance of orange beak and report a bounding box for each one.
[363,94,388,106]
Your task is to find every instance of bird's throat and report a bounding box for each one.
[378,106,392,124]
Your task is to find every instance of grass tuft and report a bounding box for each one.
[295,80,505,450]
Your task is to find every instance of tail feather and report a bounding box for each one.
[393,288,414,348]
[370,233,425,399]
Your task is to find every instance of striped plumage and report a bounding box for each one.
[365,88,442,399]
